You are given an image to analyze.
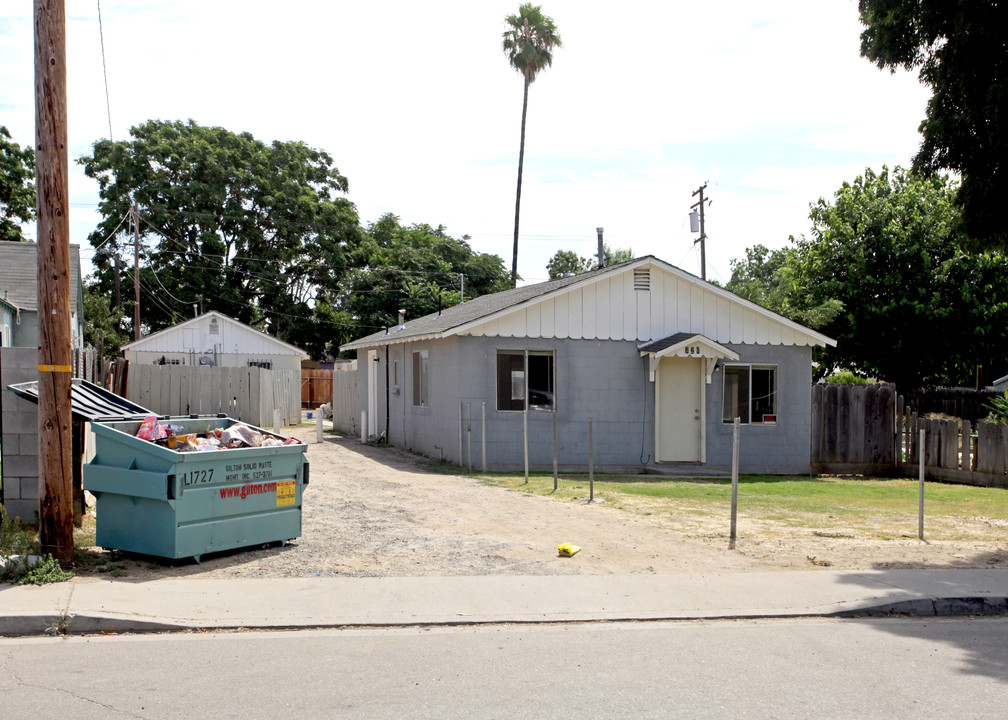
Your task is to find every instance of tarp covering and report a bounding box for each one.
[7,378,151,421]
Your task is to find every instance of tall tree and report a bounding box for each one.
[750,166,1008,389]
[79,119,360,357]
[0,125,35,242]
[859,1,1008,247]
[340,214,510,350]
[502,3,561,288]
[545,244,633,279]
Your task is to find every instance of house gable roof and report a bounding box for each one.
[122,310,309,358]
[340,256,836,351]
[0,242,83,312]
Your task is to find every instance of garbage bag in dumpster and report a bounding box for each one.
[83,415,309,562]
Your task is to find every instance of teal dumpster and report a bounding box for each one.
[83,416,309,562]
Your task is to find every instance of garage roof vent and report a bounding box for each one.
[634,268,650,291]
[209,317,219,334]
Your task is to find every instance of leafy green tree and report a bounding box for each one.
[786,167,1008,388]
[545,244,633,279]
[502,3,562,288]
[546,249,591,278]
[340,214,510,348]
[859,1,1008,246]
[79,119,360,358]
[725,244,842,330]
[0,125,35,242]
[82,281,129,356]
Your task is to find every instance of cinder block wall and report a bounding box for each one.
[1,347,39,522]
[705,344,814,474]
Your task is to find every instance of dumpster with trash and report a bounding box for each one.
[83,414,309,562]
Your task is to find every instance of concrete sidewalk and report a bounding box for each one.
[3,569,1008,636]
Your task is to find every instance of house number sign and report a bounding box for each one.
[683,345,702,356]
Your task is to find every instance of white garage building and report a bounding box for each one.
[122,311,307,372]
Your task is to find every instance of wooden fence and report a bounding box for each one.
[812,382,1008,487]
[301,369,333,408]
[126,364,300,428]
[73,346,128,396]
[811,383,897,474]
[331,361,359,435]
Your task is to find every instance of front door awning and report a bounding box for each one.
[638,333,739,383]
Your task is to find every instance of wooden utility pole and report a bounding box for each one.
[34,0,74,563]
[133,202,140,340]
[113,252,121,334]
[691,183,709,281]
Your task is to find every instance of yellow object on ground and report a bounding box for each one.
[557,543,581,557]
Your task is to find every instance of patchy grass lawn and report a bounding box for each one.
[477,472,1008,542]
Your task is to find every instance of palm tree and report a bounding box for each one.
[502,3,561,288]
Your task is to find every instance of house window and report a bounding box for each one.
[248,360,272,369]
[723,365,776,424]
[412,350,428,407]
[497,350,555,412]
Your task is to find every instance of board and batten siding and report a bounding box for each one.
[463,264,814,346]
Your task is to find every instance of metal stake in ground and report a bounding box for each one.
[730,417,740,550]
[552,408,558,492]
[919,428,925,540]
[588,416,594,502]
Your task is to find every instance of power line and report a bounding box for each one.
[96,0,113,141]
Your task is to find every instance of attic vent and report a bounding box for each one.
[633,268,651,291]
[209,318,219,335]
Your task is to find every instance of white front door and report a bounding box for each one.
[656,357,703,462]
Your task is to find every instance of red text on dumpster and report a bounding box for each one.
[220,481,277,500]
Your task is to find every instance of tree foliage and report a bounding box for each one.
[82,281,129,356]
[545,244,634,279]
[502,3,562,288]
[0,125,35,242]
[339,214,510,349]
[79,119,360,358]
[727,167,1008,389]
[859,1,1008,247]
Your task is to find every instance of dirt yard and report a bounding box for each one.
[76,425,1008,580]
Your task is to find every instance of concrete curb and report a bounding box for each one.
[3,596,1007,638]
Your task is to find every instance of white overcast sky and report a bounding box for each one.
[0,1,929,285]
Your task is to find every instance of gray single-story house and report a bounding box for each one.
[0,241,85,349]
[340,256,836,474]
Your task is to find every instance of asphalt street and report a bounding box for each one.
[3,616,1007,719]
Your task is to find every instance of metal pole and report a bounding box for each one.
[467,401,472,473]
[552,409,558,492]
[316,411,323,444]
[481,401,487,472]
[523,349,529,484]
[459,401,463,467]
[588,416,594,502]
[919,428,925,540]
[730,417,740,549]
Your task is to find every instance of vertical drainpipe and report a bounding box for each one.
[596,227,605,268]
[385,343,390,442]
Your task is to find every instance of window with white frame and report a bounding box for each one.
[496,350,555,411]
[722,365,777,424]
[412,350,428,407]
